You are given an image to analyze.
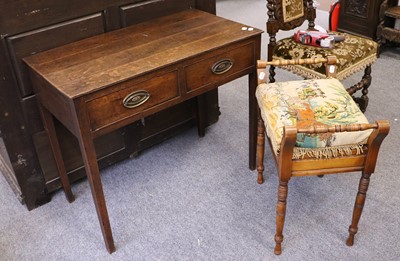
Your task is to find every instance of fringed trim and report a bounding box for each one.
[272,54,377,80]
[292,143,365,159]
[336,54,377,80]
[264,122,366,160]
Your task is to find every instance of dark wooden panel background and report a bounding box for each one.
[338,0,385,39]
[0,0,218,210]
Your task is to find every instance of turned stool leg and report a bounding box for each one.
[257,116,265,184]
[274,180,289,255]
[346,172,371,246]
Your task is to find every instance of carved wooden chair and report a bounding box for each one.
[266,0,378,112]
[255,56,390,255]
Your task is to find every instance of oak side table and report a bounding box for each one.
[24,9,262,253]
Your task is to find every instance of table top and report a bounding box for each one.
[24,9,262,99]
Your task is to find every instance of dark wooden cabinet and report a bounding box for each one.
[338,0,385,39]
[377,1,400,52]
[0,0,219,210]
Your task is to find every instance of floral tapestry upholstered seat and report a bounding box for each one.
[256,78,373,159]
[273,32,378,80]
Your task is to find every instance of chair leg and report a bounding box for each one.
[274,180,289,255]
[269,65,276,83]
[257,116,265,184]
[346,172,371,246]
[359,65,372,112]
[346,65,372,112]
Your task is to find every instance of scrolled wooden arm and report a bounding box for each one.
[257,56,337,68]
[296,122,387,134]
[281,120,390,168]
[282,120,389,136]
[256,56,337,85]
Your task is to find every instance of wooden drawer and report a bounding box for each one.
[185,42,255,92]
[86,70,180,132]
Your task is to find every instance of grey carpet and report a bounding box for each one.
[1,0,399,260]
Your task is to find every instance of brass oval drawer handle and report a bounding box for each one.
[211,59,233,74]
[122,90,150,108]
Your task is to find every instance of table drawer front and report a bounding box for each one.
[185,42,255,92]
[87,71,179,131]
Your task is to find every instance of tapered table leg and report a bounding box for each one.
[77,128,116,253]
[196,94,207,137]
[38,104,75,203]
[249,71,258,170]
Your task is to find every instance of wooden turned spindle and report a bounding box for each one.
[346,173,371,246]
[297,123,378,134]
[274,181,288,255]
[263,57,329,67]
[257,117,265,184]
[269,65,276,83]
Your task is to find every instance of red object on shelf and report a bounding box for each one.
[329,2,340,31]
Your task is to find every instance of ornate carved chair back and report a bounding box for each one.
[267,0,315,61]
[265,0,379,113]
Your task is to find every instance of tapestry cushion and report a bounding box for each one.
[256,78,372,158]
[273,32,377,80]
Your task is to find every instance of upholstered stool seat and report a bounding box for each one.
[273,33,378,80]
[255,57,390,255]
[256,78,372,159]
